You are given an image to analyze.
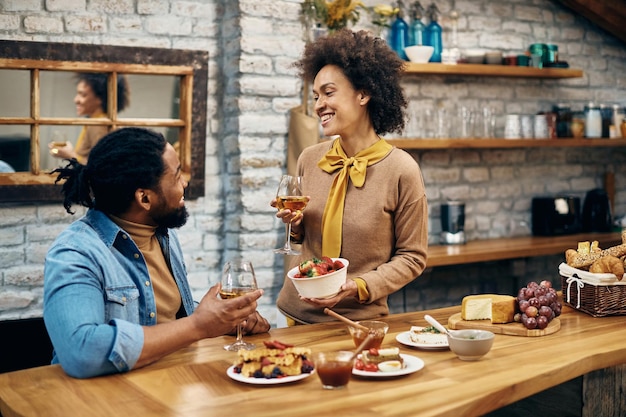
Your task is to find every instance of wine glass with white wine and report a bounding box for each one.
[274,175,307,255]
[219,259,258,351]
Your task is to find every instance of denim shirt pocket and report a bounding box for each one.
[105,286,141,323]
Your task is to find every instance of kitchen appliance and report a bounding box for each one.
[441,201,465,244]
[531,196,581,236]
[582,188,612,232]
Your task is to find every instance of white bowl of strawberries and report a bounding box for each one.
[287,257,349,299]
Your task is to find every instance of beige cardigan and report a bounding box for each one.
[277,141,429,324]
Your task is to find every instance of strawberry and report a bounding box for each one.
[263,340,293,350]
[333,260,345,270]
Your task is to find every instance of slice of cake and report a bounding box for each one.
[461,294,516,324]
[233,344,313,379]
[361,347,404,365]
[409,326,447,345]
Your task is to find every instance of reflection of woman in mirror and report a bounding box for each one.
[49,73,130,164]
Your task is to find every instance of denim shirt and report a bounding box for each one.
[43,209,195,378]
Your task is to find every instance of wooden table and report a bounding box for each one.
[1,305,625,417]
[426,231,623,267]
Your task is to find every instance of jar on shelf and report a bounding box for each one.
[553,104,572,137]
[600,104,612,138]
[546,44,558,64]
[529,43,548,67]
[584,102,602,138]
[571,112,585,138]
[611,104,625,138]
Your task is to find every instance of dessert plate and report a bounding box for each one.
[395,330,449,350]
[352,354,424,378]
[227,366,313,385]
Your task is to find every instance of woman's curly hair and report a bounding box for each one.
[294,29,407,136]
[52,127,166,216]
[75,72,131,112]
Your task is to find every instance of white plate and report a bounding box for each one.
[226,365,314,385]
[352,354,424,378]
[396,330,449,350]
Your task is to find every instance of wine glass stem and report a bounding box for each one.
[283,222,292,251]
[236,322,244,344]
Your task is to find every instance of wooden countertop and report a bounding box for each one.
[427,232,623,267]
[2,304,626,417]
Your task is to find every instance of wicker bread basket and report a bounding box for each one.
[559,263,626,317]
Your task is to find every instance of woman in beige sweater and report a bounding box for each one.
[49,73,130,164]
[274,29,428,324]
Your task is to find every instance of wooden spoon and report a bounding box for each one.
[350,332,375,361]
[323,308,370,333]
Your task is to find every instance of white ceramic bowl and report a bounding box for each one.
[464,49,485,64]
[404,45,434,63]
[447,329,494,361]
[287,258,349,299]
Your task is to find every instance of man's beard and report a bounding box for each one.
[153,205,189,229]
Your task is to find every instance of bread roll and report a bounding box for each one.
[589,255,625,280]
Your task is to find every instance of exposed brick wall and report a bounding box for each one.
[0,0,624,327]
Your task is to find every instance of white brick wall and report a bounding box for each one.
[0,0,624,327]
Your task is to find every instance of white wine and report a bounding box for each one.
[219,288,254,299]
[276,195,308,212]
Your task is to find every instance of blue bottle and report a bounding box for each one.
[408,1,426,46]
[425,3,442,62]
[389,5,409,60]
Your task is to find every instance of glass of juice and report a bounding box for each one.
[313,351,355,390]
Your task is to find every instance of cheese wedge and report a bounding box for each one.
[461,294,516,324]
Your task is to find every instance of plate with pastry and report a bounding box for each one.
[227,340,315,385]
[396,326,449,350]
[227,365,313,385]
[353,349,425,377]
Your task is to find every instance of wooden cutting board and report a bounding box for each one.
[448,313,560,337]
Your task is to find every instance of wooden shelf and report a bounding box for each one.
[426,232,623,268]
[404,62,583,78]
[387,138,626,149]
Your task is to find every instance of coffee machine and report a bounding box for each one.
[441,201,466,245]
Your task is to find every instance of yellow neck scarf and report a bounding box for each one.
[317,138,393,257]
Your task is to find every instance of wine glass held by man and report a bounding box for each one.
[49,73,130,165]
[274,29,429,325]
[219,259,260,351]
[43,127,269,379]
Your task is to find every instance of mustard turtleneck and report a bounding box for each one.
[111,216,182,323]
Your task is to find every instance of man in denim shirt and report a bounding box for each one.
[44,128,269,378]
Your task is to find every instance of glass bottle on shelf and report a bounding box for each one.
[600,104,612,138]
[584,102,602,138]
[441,9,460,64]
[408,1,426,46]
[389,1,409,60]
[424,3,442,62]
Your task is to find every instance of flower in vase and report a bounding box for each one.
[369,4,399,29]
[303,0,365,32]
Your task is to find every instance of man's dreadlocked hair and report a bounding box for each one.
[52,127,167,216]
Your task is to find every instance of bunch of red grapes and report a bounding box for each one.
[514,280,562,330]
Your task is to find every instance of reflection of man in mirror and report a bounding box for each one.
[49,73,130,164]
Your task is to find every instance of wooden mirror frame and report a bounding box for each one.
[0,40,207,203]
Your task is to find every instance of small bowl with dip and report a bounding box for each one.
[447,329,494,361]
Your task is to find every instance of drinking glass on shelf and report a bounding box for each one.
[274,175,307,255]
[219,259,258,351]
